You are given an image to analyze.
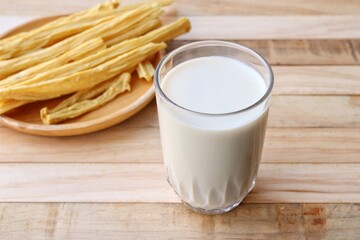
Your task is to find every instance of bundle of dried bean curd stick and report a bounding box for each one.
[0,0,191,124]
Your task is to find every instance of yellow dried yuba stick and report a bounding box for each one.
[0,0,120,60]
[107,17,191,49]
[78,0,120,15]
[48,77,121,114]
[147,17,191,42]
[39,14,116,48]
[46,65,137,115]
[0,38,105,88]
[105,18,161,46]
[137,60,155,81]
[0,99,29,115]
[0,4,161,79]
[70,41,106,61]
[99,7,163,41]
[0,1,119,44]
[119,0,172,12]
[0,42,166,101]
[40,72,131,124]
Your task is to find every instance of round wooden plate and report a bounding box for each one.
[0,16,164,136]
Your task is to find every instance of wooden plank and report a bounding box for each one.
[263,128,360,164]
[269,96,360,128]
[1,0,360,16]
[162,16,360,40]
[0,203,359,239]
[2,16,360,40]
[0,127,358,164]
[273,66,360,95]
[169,40,360,65]
[0,163,359,202]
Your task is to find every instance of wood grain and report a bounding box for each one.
[263,128,360,164]
[273,66,360,95]
[162,16,360,39]
[1,16,360,40]
[1,0,360,16]
[269,96,360,128]
[0,127,358,164]
[169,40,360,65]
[0,163,359,203]
[0,203,359,239]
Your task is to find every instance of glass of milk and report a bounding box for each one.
[154,40,274,214]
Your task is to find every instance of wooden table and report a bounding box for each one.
[0,0,360,239]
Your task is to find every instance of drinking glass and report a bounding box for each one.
[154,40,274,214]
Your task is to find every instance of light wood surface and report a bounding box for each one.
[0,203,359,239]
[0,163,359,203]
[0,0,359,238]
[163,16,360,39]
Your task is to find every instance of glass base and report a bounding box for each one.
[167,173,256,215]
[182,199,242,215]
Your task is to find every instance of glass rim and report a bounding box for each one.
[154,40,274,116]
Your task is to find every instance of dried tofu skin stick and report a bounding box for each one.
[0,42,166,101]
[99,7,162,41]
[105,18,161,46]
[148,17,191,42]
[0,72,126,115]
[0,38,105,88]
[0,0,119,45]
[0,1,120,60]
[40,72,131,124]
[107,17,190,49]
[48,78,117,114]
[0,72,114,115]
[47,66,136,114]
[136,60,155,81]
[0,99,29,115]
[0,4,161,79]
[40,14,116,48]
[77,0,120,16]
[69,41,106,61]
[119,0,172,12]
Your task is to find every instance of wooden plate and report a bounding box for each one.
[0,16,164,136]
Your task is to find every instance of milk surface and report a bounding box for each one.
[162,56,267,114]
[157,56,269,210]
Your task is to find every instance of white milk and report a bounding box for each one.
[157,56,269,211]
